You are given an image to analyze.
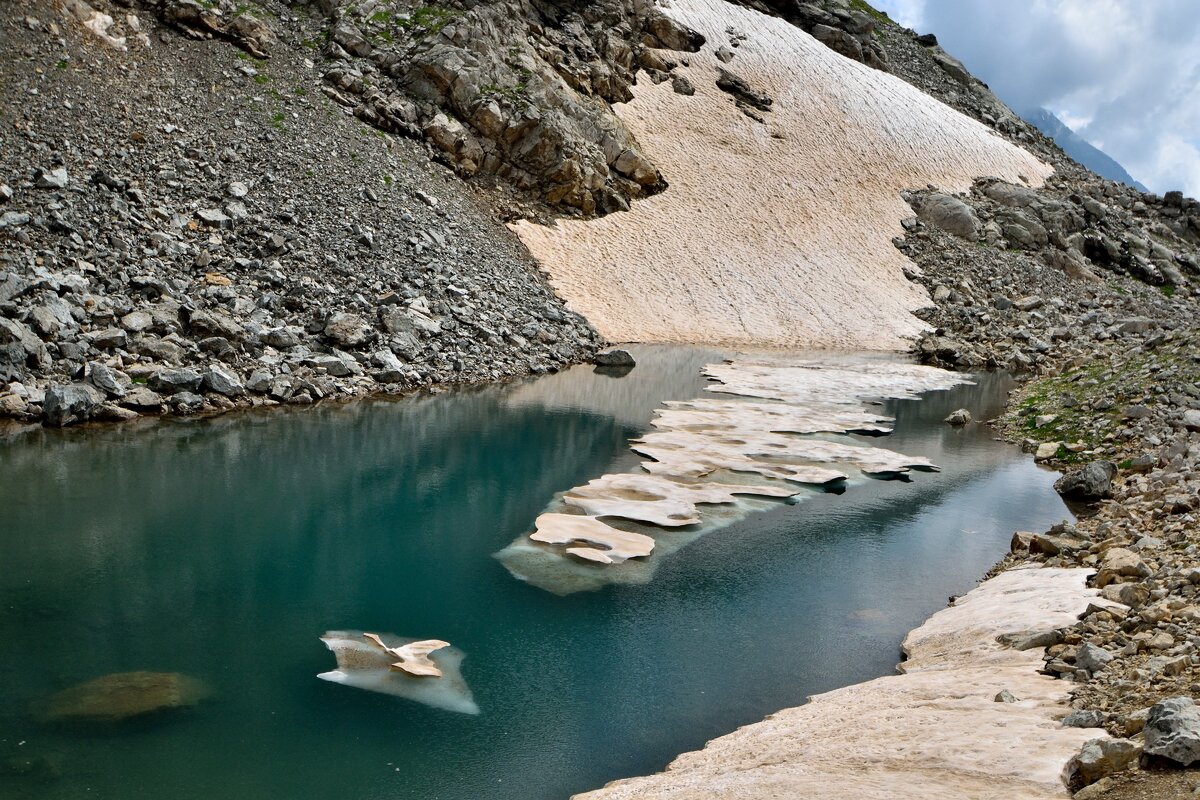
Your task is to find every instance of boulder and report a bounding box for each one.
[324,312,373,348]
[1063,710,1107,728]
[1054,461,1116,500]
[31,671,209,725]
[42,383,104,427]
[930,49,972,84]
[594,348,636,367]
[34,167,69,189]
[1034,442,1062,461]
[149,367,204,394]
[1096,548,1152,587]
[909,193,980,240]
[1145,697,1200,766]
[120,386,164,412]
[262,326,302,349]
[1074,642,1114,674]
[944,408,972,426]
[1100,582,1150,607]
[1070,738,1142,786]
[86,362,126,397]
[202,365,245,397]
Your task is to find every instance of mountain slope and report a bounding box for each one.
[513,0,1051,348]
[1023,107,1149,192]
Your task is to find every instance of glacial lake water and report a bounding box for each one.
[0,346,1071,800]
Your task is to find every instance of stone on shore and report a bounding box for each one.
[1054,461,1116,500]
[42,383,104,426]
[1144,697,1200,766]
[1074,642,1114,674]
[1069,737,1142,786]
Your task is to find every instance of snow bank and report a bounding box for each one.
[575,567,1111,799]
[513,0,1052,348]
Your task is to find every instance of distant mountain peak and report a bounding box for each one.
[1023,108,1149,192]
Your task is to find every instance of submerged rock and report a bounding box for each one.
[32,671,210,725]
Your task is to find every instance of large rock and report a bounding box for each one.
[1096,548,1152,588]
[1074,642,1114,674]
[149,367,204,394]
[909,193,980,240]
[594,348,636,367]
[1145,697,1200,766]
[1069,737,1142,785]
[324,312,373,348]
[1054,461,1116,500]
[944,408,972,426]
[202,365,245,397]
[42,383,104,427]
[32,671,209,725]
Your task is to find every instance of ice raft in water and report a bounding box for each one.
[317,630,480,715]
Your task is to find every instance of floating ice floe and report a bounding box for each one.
[317,631,479,715]
[496,356,972,595]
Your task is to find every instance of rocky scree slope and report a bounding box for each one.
[868,4,1200,793]
[0,0,601,427]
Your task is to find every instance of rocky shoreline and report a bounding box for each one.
[902,166,1200,800]
[0,1,601,428]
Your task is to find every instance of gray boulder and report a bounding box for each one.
[1074,642,1114,674]
[85,328,128,350]
[594,348,636,367]
[1070,737,1141,785]
[909,193,980,240]
[86,362,126,397]
[246,370,273,394]
[1054,461,1116,500]
[944,408,972,426]
[42,383,104,427]
[930,49,972,84]
[262,327,302,349]
[1145,697,1200,766]
[324,313,373,348]
[149,368,204,395]
[202,365,245,397]
[172,391,205,414]
[34,167,69,189]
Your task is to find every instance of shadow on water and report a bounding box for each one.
[0,348,1069,800]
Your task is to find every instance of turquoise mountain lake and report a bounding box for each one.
[0,347,1070,799]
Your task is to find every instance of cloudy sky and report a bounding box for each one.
[872,0,1200,197]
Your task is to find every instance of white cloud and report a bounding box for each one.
[869,0,1200,197]
[873,0,924,29]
